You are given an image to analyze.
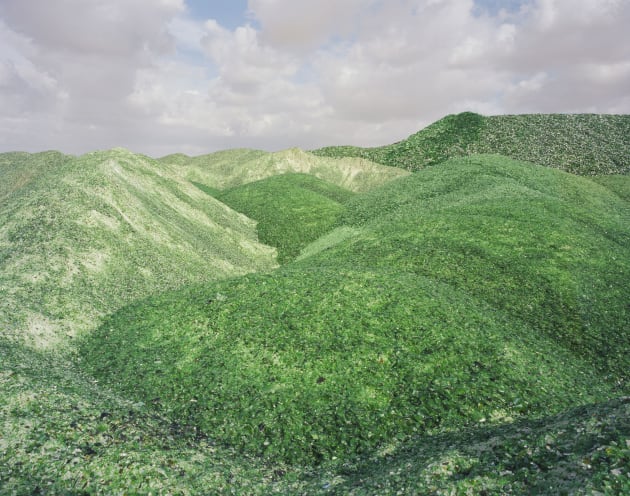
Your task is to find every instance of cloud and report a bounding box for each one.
[495,0,630,112]
[507,0,629,70]
[1,0,183,61]
[129,18,324,141]
[202,20,298,90]
[0,0,628,155]
[0,0,185,152]
[0,22,65,117]
[247,0,374,50]
[310,0,512,126]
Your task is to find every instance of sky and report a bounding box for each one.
[0,0,628,157]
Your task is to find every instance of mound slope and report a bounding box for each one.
[0,151,72,202]
[5,335,628,494]
[81,155,629,465]
[314,112,630,175]
[211,173,355,263]
[0,149,277,348]
[159,147,409,192]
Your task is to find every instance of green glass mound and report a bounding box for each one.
[81,155,630,465]
[214,173,355,263]
[314,113,630,175]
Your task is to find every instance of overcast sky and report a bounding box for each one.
[1,0,628,156]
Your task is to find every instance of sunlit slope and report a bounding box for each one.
[159,147,409,192]
[212,173,355,263]
[0,148,277,349]
[328,155,630,377]
[0,151,72,202]
[314,113,630,174]
[81,155,629,466]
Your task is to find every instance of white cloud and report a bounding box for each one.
[0,0,628,155]
[168,16,207,55]
[0,0,185,152]
[202,21,298,90]
[1,0,183,57]
[583,61,630,86]
[312,0,508,124]
[0,19,67,124]
[128,17,328,149]
[247,0,375,50]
